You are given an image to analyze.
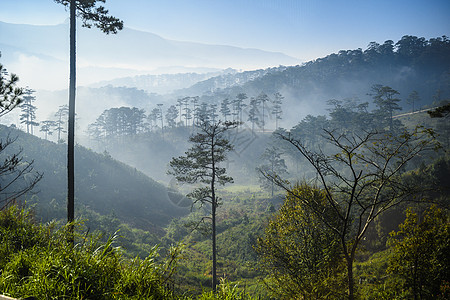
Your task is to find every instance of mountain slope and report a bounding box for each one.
[242,36,450,103]
[181,36,450,125]
[172,66,288,96]
[0,125,188,232]
[89,69,236,94]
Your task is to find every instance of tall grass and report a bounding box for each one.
[0,205,174,299]
[0,205,257,299]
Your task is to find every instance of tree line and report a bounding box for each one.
[86,91,284,142]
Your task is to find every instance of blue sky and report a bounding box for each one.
[0,0,449,60]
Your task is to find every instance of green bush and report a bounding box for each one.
[0,205,50,269]
[0,205,179,299]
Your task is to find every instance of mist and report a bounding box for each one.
[1,1,449,297]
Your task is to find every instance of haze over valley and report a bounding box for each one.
[0,0,449,298]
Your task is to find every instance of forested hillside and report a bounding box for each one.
[0,124,188,232]
[191,35,450,121]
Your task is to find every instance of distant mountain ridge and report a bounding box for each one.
[173,66,289,96]
[92,66,289,96]
[4,33,449,138]
[0,21,300,90]
[89,69,238,94]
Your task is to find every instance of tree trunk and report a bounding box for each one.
[262,102,265,133]
[271,161,274,197]
[211,153,217,292]
[212,199,217,292]
[67,0,76,245]
[342,238,356,300]
[346,256,354,300]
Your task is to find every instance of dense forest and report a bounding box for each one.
[1,33,450,299]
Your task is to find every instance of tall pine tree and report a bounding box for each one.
[54,0,123,242]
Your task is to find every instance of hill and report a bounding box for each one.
[89,69,236,94]
[169,35,450,125]
[0,124,188,233]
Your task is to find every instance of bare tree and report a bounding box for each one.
[264,126,437,300]
[0,135,43,210]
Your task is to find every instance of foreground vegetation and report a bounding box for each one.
[1,181,448,299]
[0,204,260,299]
[0,205,176,299]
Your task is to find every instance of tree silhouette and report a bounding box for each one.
[54,0,123,242]
[168,119,237,292]
[19,88,38,135]
[247,97,260,133]
[272,92,283,130]
[371,84,402,131]
[54,105,69,143]
[257,146,288,197]
[165,105,178,128]
[0,57,23,117]
[157,103,164,137]
[407,90,420,112]
[220,97,231,121]
[233,93,247,125]
[257,92,270,132]
[40,120,56,140]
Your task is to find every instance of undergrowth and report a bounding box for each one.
[0,204,256,299]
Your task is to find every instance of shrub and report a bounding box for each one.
[0,205,179,299]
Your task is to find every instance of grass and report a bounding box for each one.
[0,204,258,299]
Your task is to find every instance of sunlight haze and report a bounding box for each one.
[1,0,449,60]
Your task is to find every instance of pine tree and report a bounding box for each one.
[0,56,42,209]
[54,0,123,242]
[233,93,247,125]
[258,146,288,197]
[220,97,231,121]
[40,120,56,140]
[157,103,164,136]
[54,105,69,143]
[165,105,179,128]
[168,119,237,292]
[19,88,39,134]
[371,84,402,131]
[257,92,270,132]
[406,90,420,112]
[247,97,260,133]
[0,59,23,117]
[272,92,283,130]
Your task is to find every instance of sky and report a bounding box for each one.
[0,0,449,61]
